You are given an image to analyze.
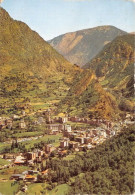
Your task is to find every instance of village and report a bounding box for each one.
[0,109,134,193]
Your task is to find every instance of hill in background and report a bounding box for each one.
[49,26,126,67]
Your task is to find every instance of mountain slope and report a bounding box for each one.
[0,7,79,78]
[68,125,134,194]
[84,34,134,99]
[0,8,80,115]
[47,125,134,195]
[58,70,119,119]
[49,26,126,67]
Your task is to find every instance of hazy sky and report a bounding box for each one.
[1,0,135,40]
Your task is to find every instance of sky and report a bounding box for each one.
[0,0,135,40]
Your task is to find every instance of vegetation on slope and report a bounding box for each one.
[58,70,118,119]
[85,35,134,96]
[0,8,80,115]
[84,34,134,113]
[46,125,134,195]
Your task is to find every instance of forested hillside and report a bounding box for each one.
[46,125,134,195]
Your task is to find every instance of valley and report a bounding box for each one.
[0,6,134,195]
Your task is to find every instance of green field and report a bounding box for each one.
[23,134,62,150]
[0,134,62,153]
[0,166,29,195]
[48,184,70,195]
[0,181,19,195]
[27,183,45,195]
[12,131,44,138]
[22,183,70,195]
[0,158,10,166]
[0,143,11,153]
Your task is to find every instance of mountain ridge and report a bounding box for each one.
[49,25,127,67]
[84,34,134,96]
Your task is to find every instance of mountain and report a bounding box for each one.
[58,70,119,120]
[84,35,134,96]
[84,34,134,112]
[0,8,80,115]
[49,26,126,67]
[58,35,134,118]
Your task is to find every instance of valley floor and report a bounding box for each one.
[0,107,134,195]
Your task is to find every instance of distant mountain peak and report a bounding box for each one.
[49,26,127,67]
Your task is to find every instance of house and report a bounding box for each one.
[3,154,15,160]
[14,155,26,165]
[10,174,25,181]
[69,133,77,141]
[14,161,26,166]
[45,144,56,154]
[64,125,72,132]
[42,169,49,176]
[87,144,92,149]
[13,115,20,120]
[111,130,115,136]
[92,129,98,136]
[26,152,36,161]
[69,142,79,149]
[99,130,106,138]
[52,130,59,135]
[25,175,36,182]
[75,137,84,144]
[57,117,68,124]
[22,171,28,175]
[19,119,26,129]
[38,117,44,124]
[47,124,64,131]
[60,140,69,148]
[58,150,68,157]
[70,116,81,122]
[35,156,42,163]
[84,137,92,144]
[28,170,39,175]
[27,160,34,166]
[37,150,44,157]
[79,145,85,151]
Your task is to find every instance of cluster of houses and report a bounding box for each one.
[12,146,55,166]
[59,125,116,151]
[10,169,49,184]
[0,115,26,131]
[0,117,13,130]
[0,108,134,194]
